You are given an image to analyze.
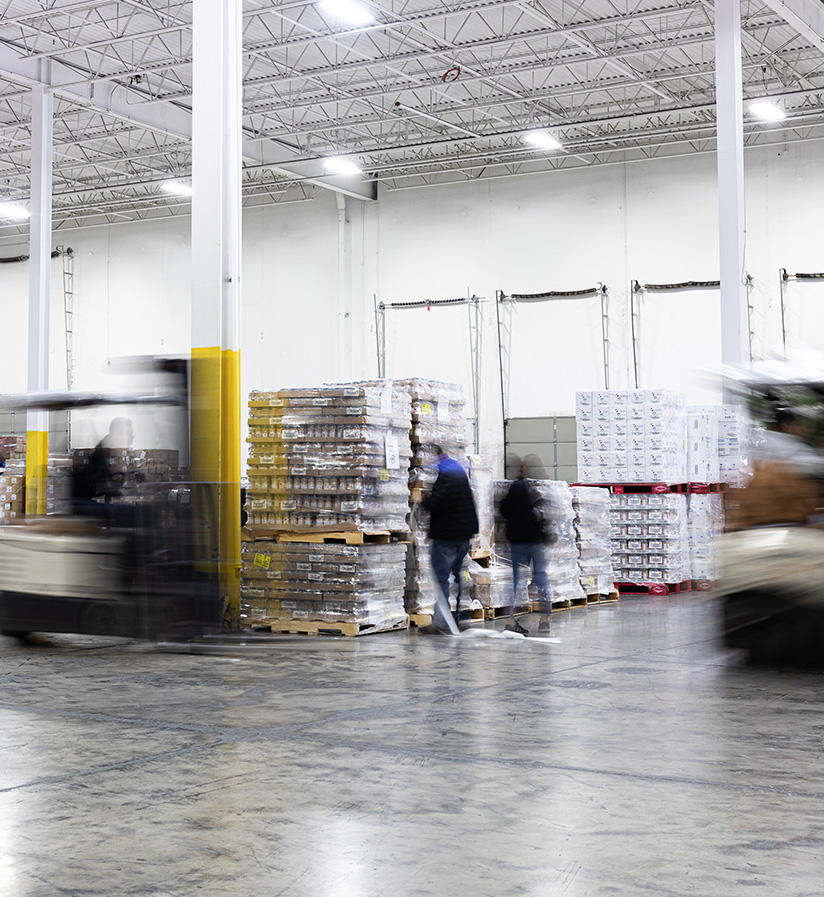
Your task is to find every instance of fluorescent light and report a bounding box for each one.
[160,179,193,196]
[319,0,375,24]
[324,156,362,176]
[524,130,562,151]
[0,202,30,220]
[749,100,785,121]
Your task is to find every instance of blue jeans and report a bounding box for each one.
[430,539,470,628]
[509,542,552,617]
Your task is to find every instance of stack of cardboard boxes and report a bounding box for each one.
[571,486,616,597]
[576,390,688,484]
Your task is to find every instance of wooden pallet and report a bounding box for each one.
[585,592,620,604]
[245,528,412,545]
[570,596,589,609]
[408,613,432,628]
[249,616,409,637]
[484,604,531,620]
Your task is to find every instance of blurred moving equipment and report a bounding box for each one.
[720,362,824,664]
[0,362,223,641]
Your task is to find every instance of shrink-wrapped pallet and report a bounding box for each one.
[609,492,690,584]
[246,384,412,533]
[571,486,615,596]
[241,541,408,629]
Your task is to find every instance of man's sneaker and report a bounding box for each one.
[537,617,551,633]
[505,620,529,636]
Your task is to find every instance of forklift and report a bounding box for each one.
[0,359,224,642]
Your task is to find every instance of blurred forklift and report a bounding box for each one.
[0,358,227,642]
[721,369,824,665]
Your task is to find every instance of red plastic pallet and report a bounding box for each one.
[572,482,729,495]
[615,581,691,596]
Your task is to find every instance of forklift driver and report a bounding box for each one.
[71,417,136,526]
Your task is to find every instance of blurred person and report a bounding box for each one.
[72,417,136,521]
[418,446,479,635]
[754,408,824,478]
[500,466,554,635]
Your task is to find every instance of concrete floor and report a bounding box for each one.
[0,595,822,897]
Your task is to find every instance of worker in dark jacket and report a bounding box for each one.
[419,447,479,634]
[500,470,553,635]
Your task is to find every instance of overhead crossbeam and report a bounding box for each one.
[0,43,375,202]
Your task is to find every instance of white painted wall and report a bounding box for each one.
[1,139,823,471]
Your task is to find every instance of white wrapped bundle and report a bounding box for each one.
[571,485,615,595]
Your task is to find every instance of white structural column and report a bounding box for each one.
[336,193,349,380]
[715,0,749,375]
[191,0,243,627]
[25,84,53,517]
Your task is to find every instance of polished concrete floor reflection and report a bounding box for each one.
[1,595,822,897]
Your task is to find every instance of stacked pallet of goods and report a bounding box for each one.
[241,383,412,635]
[609,492,690,593]
[570,486,617,601]
[0,436,26,525]
[487,479,586,615]
[576,389,688,486]
[394,379,470,619]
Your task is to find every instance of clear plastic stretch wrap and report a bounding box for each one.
[493,479,586,605]
[469,560,530,610]
[609,492,690,583]
[240,541,408,628]
[687,493,724,582]
[468,457,494,554]
[246,385,412,532]
[571,486,616,596]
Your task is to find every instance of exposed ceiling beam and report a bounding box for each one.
[761,0,824,54]
[0,41,375,202]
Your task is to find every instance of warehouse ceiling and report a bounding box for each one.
[0,0,822,235]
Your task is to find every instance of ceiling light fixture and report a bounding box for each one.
[524,130,562,151]
[161,179,193,196]
[324,156,363,176]
[749,100,785,121]
[319,0,375,24]
[0,202,30,220]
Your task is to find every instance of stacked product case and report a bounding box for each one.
[242,383,412,633]
[571,486,616,597]
[609,493,690,585]
[240,540,408,631]
[576,390,688,484]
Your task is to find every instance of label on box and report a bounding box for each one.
[380,468,389,481]
[292,468,306,476]
[293,444,307,453]
[385,434,400,469]
[421,402,433,416]
[344,387,360,397]
[283,428,300,439]
[312,398,328,406]
[309,554,324,563]
[296,563,312,572]
[281,500,297,510]
[340,565,356,574]
[308,573,324,582]
[341,501,359,512]
[253,553,270,569]
[343,428,360,439]
[346,406,360,415]
[268,398,284,407]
